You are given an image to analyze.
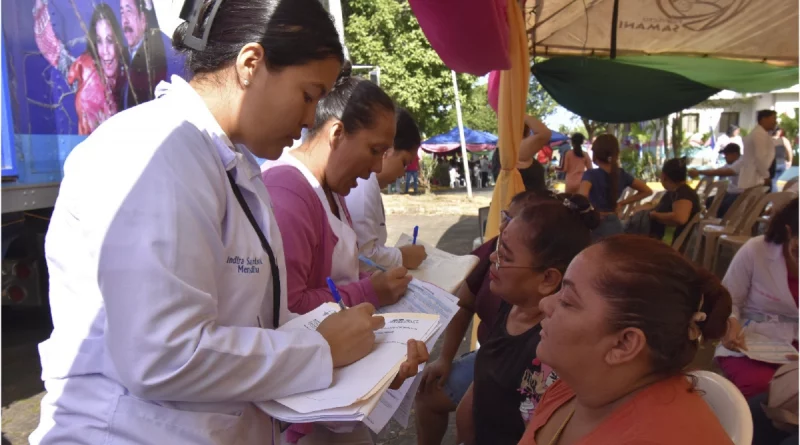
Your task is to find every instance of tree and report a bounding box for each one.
[343,0,475,136]
[527,75,558,118]
[443,83,498,134]
[580,118,609,141]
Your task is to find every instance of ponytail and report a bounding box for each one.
[571,133,586,158]
[591,134,621,211]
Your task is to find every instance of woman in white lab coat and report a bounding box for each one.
[716,197,799,398]
[30,1,411,444]
[345,108,427,271]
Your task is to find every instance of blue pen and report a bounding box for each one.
[358,255,387,272]
[326,277,348,311]
[412,226,419,245]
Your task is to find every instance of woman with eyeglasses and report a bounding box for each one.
[415,190,552,445]
[454,194,600,445]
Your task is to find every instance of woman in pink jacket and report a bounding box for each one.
[262,63,411,316]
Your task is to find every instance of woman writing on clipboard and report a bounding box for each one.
[31,1,421,444]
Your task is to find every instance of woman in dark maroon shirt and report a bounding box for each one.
[414,190,553,445]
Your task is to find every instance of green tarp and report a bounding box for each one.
[532,56,798,123]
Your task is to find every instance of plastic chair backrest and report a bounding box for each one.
[735,191,796,235]
[688,370,753,445]
[705,181,729,217]
[695,176,715,200]
[721,186,769,227]
[478,206,490,242]
[672,212,702,255]
[617,187,635,218]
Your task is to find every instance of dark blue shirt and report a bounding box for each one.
[581,168,634,212]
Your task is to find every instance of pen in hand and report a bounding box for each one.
[326,277,348,311]
[412,226,419,245]
[359,254,387,272]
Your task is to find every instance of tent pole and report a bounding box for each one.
[451,70,473,200]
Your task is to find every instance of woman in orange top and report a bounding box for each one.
[519,235,734,445]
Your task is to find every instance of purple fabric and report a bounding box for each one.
[262,165,379,315]
[408,0,510,75]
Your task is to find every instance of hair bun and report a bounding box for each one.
[337,60,353,82]
[695,267,732,341]
[558,193,601,230]
[172,21,192,52]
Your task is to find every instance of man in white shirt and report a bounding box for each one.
[739,110,777,190]
[346,109,427,271]
[690,143,744,217]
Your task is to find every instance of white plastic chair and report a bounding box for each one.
[688,370,753,445]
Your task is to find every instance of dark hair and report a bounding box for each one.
[571,133,586,157]
[510,189,558,208]
[757,109,777,122]
[765,198,799,245]
[393,108,421,152]
[661,157,688,183]
[591,134,621,211]
[173,0,344,75]
[515,193,599,273]
[721,143,741,155]
[309,62,395,136]
[726,125,739,137]
[87,4,126,94]
[595,235,731,376]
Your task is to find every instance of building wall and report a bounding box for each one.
[686,88,799,136]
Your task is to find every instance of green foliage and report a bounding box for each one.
[443,83,498,134]
[419,154,436,194]
[779,112,798,142]
[343,0,475,136]
[620,149,659,182]
[527,75,558,118]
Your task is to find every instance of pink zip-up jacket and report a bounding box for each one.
[262,164,379,315]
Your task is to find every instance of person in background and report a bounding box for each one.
[717,124,743,156]
[771,128,793,191]
[716,198,798,398]
[414,190,551,445]
[262,67,411,316]
[120,0,167,108]
[689,143,744,218]
[33,1,127,134]
[479,155,491,188]
[455,194,600,445]
[405,150,420,194]
[649,157,701,244]
[346,108,428,271]
[558,133,593,193]
[579,134,652,240]
[740,110,777,190]
[519,235,733,445]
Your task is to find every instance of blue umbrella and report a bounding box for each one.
[421,127,498,153]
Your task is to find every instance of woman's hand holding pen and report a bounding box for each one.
[371,267,412,306]
[722,317,748,352]
[318,303,385,368]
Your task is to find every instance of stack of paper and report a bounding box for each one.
[744,341,798,364]
[257,302,441,428]
[365,279,460,431]
[394,233,480,294]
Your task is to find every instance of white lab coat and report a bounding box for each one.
[345,173,403,272]
[715,235,798,359]
[31,76,334,445]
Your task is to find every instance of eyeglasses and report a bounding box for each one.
[494,240,539,271]
[500,210,512,226]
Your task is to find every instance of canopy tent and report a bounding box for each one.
[524,0,799,122]
[421,127,498,153]
[526,0,798,66]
